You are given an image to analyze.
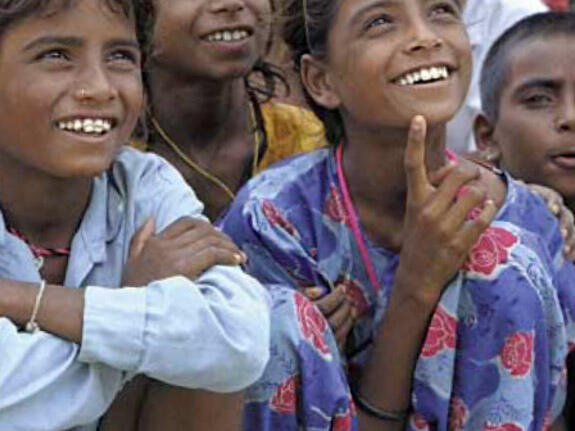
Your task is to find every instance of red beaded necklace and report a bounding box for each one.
[9,227,71,269]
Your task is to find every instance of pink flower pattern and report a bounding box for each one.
[463,227,518,276]
[295,292,332,359]
[270,374,299,414]
[501,332,534,377]
[421,306,458,357]
[262,200,298,237]
[483,423,524,431]
[324,184,351,226]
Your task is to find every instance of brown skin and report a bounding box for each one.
[297,0,512,429]
[102,1,274,429]
[0,3,247,430]
[475,35,575,212]
[0,0,143,341]
[148,0,272,220]
[474,34,575,431]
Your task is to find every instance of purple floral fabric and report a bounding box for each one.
[220,148,575,431]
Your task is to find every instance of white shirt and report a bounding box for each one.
[0,148,271,431]
[446,0,548,153]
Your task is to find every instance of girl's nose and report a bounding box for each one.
[403,18,443,54]
[209,0,246,14]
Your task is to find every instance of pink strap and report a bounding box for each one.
[335,145,381,294]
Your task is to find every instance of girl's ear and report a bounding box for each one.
[474,113,502,164]
[300,54,341,110]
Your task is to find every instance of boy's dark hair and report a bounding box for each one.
[282,0,344,145]
[0,0,151,59]
[480,11,575,122]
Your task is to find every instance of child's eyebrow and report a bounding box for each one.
[514,78,561,94]
[22,36,139,52]
[350,0,398,26]
[105,38,140,50]
[23,36,83,52]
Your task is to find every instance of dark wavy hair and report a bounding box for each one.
[282,0,343,145]
[0,0,151,60]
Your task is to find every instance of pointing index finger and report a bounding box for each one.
[404,115,430,203]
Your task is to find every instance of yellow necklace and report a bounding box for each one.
[151,100,263,201]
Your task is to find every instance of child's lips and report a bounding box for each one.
[551,154,575,170]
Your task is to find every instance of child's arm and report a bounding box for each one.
[0,153,271,428]
[356,116,497,430]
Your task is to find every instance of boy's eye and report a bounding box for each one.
[107,49,140,68]
[36,48,70,62]
[523,93,554,107]
[364,14,393,31]
[429,2,461,19]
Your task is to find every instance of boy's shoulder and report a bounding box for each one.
[109,146,189,193]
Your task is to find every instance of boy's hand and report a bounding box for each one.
[526,183,575,260]
[122,217,246,286]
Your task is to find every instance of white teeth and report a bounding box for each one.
[56,118,113,135]
[205,29,250,43]
[397,66,451,86]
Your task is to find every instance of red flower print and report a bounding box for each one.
[262,200,298,237]
[270,374,299,414]
[410,413,431,430]
[421,306,457,357]
[449,397,468,431]
[501,332,533,377]
[324,184,350,226]
[340,276,370,317]
[463,226,518,276]
[295,292,332,359]
[333,408,353,431]
[483,422,523,431]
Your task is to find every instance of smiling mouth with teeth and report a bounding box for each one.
[203,29,251,43]
[56,118,114,136]
[396,66,451,86]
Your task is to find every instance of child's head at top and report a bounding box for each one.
[0,0,147,180]
[282,0,471,145]
[147,0,283,101]
[475,12,575,208]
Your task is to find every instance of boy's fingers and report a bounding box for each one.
[327,299,353,331]
[128,218,155,260]
[404,115,430,203]
[335,312,355,350]
[314,285,347,316]
[461,199,497,247]
[160,217,206,239]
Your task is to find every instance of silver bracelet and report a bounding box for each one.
[351,386,408,422]
[25,279,46,333]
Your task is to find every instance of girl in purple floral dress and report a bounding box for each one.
[220,0,575,430]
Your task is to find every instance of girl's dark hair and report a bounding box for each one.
[282,0,343,145]
[0,0,151,58]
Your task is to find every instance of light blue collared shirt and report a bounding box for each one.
[0,148,271,431]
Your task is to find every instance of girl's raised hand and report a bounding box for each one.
[122,217,246,287]
[394,116,498,308]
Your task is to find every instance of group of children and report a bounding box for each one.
[1,0,575,430]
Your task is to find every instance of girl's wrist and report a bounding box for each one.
[391,270,442,315]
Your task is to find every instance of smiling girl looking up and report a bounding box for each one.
[219,0,575,429]
[0,0,270,429]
